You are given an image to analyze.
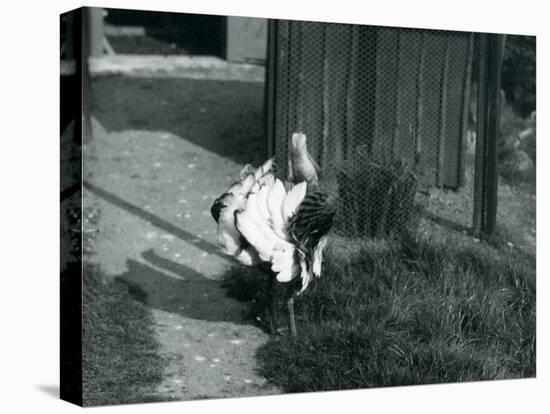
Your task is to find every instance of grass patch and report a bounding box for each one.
[82,264,168,406]
[256,235,535,392]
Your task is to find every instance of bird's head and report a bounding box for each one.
[291,132,308,154]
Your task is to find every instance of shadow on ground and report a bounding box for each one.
[84,181,225,260]
[91,76,266,166]
[115,249,271,326]
[85,180,276,327]
[105,9,226,56]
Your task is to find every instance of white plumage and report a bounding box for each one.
[214,159,307,286]
[211,132,335,336]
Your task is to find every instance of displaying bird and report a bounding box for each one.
[211,132,335,336]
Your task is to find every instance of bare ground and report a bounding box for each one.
[422,156,535,256]
[84,76,279,402]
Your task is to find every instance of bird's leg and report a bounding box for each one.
[287,296,297,337]
[267,273,278,335]
[283,282,299,337]
[259,263,279,335]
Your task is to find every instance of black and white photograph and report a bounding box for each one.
[57,3,537,409]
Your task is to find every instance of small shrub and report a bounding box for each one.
[336,156,421,239]
[498,103,535,184]
[502,35,536,118]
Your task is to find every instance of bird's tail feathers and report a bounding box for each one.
[255,158,275,180]
[312,236,328,278]
[256,184,271,222]
[235,247,260,266]
[271,245,299,283]
[297,251,311,295]
[249,181,261,195]
[239,164,255,179]
[236,173,256,195]
[258,172,275,187]
[267,179,287,238]
[234,209,273,262]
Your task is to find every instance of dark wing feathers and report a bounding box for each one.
[287,192,336,251]
[210,193,230,223]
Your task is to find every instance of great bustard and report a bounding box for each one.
[211,132,336,336]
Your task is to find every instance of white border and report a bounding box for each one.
[1,0,546,413]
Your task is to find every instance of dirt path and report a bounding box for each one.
[84,116,279,401]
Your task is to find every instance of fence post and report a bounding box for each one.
[87,7,104,57]
[82,8,93,142]
[265,19,278,160]
[472,33,505,239]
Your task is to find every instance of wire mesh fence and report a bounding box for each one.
[65,9,535,249]
[268,20,486,240]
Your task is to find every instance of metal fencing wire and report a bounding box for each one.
[270,20,479,239]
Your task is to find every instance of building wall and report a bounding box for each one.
[268,20,473,189]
